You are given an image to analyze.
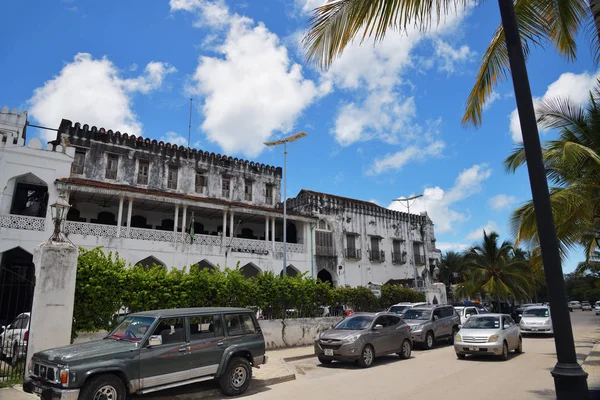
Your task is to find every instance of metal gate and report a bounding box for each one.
[0,248,35,385]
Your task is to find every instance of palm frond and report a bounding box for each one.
[536,96,587,131]
[303,0,469,70]
[541,0,589,61]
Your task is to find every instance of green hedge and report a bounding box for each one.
[72,247,425,339]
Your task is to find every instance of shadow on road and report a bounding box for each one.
[457,352,524,363]
[316,354,409,370]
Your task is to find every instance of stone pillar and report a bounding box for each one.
[181,206,187,243]
[271,217,275,251]
[229,211,234,239]
[26,242,79,368]
[265,216,269,244]
[126,198,133,236]
[174,204,179,243]
[116,196,124,238]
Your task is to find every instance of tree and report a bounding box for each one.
[302,0,599,128]
[505,82,600,263]
[456,231,534,309]
[439,251,465,286]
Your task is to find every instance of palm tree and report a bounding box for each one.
[302,0,599,127]
[505,82,600,263]
[439,251,465,286]
[456,231,533,310]
[575,250,600,275]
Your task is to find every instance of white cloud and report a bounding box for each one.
[483,91,501,110]
[162,131,188,146]
[489,194,517,210]
[176,1,319,158]
[510,70,600,143]
[28,53,176,141]
[465,220,498,242]
[437,242,471,253]
[368,140,445,175]
[294,0,324,15]
[433,40,475,74]
[388,164,492,233]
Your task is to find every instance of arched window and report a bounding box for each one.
[240,263,261,279]
[135,256,166,270]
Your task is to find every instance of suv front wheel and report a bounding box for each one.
[219,356,252,396]
[80,374,126,400]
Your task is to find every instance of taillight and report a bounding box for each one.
[23,331,29,342]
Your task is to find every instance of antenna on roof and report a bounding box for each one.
[187,98,193,149]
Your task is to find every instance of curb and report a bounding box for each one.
[583,342,600,391]
[282,353,314,363]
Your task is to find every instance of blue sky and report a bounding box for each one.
[1,0,598,272]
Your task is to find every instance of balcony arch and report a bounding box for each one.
[192,259,216,273]
[317,269,334,287]
[280,264,300,278]
[135,256,166,270]
[3,173,49,218]
[240,263,261,279]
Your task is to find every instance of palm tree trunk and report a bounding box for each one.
[591,0,600,43]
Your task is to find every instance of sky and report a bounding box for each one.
[1,0,598,273]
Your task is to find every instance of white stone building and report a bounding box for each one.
[0,107,442,321]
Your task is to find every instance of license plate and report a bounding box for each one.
[324,349,334,356]
[532,328,538,331]
[468,346,479,351]
[33,386,42,395]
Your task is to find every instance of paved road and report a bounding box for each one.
[244,311,600,400]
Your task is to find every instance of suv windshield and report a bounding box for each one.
[107,316,156,342]
[523,308,549,317]
[389,305,409,314]
[402,309,431,320]
[462,316,500,329]
[334,315,374,330]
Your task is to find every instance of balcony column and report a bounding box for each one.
[116,196,124,238]
[126,198,133,237]
[174,204,179,243]
[222,210,227,244]
[181,205,187,243]
[265,216,269,244]
[271,217,275,251]
[229,211,234,239]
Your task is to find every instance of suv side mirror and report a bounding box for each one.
[433,315,439,321]
[465,314,471,318]
[373,324,383,331]
[148,335,163,347]
[503,324,510,330]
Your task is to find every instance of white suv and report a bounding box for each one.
[0,312,30,361]
[595,302,600,315]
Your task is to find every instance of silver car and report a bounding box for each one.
[314,312,412,368]
[519,306,553,335]
[454,313,522,360]
[403,305,461,349]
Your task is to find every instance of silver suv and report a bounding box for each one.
[402,305,460,349]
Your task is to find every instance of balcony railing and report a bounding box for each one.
[61,221,305,253]
[344,248,361,259]
[414,254,426,265]
[391,252,407,264]
[368,250,385,262]
[0,214,46,232]
[316,245,335,257]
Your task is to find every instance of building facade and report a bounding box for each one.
[0,108,442,322]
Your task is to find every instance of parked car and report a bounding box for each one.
[454,313,522,360]
[402,304,461,350]
[23,307,267,399]
[519,306,553,335]
[388,302,427,316]
[595,301,600,315]
[514,303,543,323]
[454,305,486,326]
[0,312,30,362]
[582,302,592,311]
[569,301,582,310]
[314,312,412,367]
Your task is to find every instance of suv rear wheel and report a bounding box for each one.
[80,374,126,400]
[219,356,252,396]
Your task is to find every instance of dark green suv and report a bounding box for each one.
[23,307,267,399]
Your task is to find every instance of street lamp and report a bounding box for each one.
[498,0,588,396]
[50,192,71,242]
[392,194,424,290]
[264,131,307,276]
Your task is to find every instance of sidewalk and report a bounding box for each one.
[583,342,600,392]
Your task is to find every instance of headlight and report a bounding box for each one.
[455,334,462,342]
[412,324,424,332]
[314,333,321,341]
[488,334,500,342]
[345,334,360,344]
[27,360,32,376]
[59,368,69,386]
[543,319,551,325]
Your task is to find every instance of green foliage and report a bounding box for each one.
[72,247,425,337]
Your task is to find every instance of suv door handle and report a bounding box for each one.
[217,342,224,346]
[178,347,187,352]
